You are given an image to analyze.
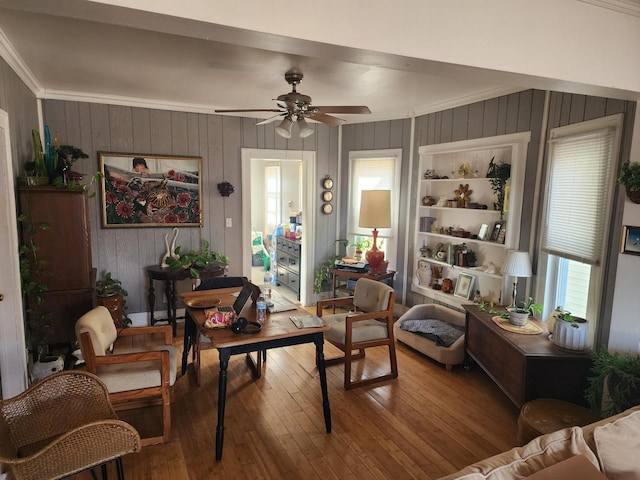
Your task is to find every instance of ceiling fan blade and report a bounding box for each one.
[313,106,371,114]
[307,111,346,126]
[256,113,285,125]
[215,108,283,113]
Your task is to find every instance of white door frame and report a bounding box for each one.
[0,108,29,398]
[241,149,316,306]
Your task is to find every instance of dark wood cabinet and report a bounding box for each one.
[275,237,301,300]
[19,187,94,345]
[464,305,592,408]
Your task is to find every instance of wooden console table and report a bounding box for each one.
[464,305,593,408]
[332,269,395,298]
[145,265,223,336]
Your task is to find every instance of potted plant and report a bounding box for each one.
[313,253,340,295]
[504,297,542,326]
[165,240,230,278]
[487,160,511,219]
[618,161,640,204]
[548,307,588,351]
[585,349,640,416]
[95,271,131,328]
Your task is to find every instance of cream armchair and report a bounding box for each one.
[316,278,398,390]
[76,306,177,445]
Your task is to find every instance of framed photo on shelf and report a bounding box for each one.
[620,225,640,255]
[496,223,507,244]
[490,221,503,242]
[477,223,489,241]
[454,272,475,300]
[99,151,202,228]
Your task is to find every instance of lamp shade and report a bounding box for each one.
[359,190,391,229]
[502,250,532,277]
[297,116,314,138]
[275,116,293,138]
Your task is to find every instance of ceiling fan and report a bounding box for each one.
[215,71,371,138]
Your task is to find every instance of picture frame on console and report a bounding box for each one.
[454,272,475,300]
[621,225,640,255]
[99,151,202,228]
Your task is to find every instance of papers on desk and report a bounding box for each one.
[289,315,324,329]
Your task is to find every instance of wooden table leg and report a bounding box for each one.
[148,280,157,325]
[216,348,231,461]
[163,280,177,337]
[182,313,195,375]
[314,334,332,433]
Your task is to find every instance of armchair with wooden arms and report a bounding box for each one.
[316,277,398,390]
[0,370,140,480]
[76,306,177,446]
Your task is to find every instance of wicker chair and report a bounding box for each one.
[0,370,140,480]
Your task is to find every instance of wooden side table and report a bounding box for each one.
[332,269,396,298]
[145,265,224,336]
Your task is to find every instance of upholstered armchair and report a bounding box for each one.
[76,306,177,445]
[316,277,398,390]
[0,370,140,480]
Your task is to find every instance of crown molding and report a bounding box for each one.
[44,85,524,125]
[0,28,42,96]
[577,0,640,17]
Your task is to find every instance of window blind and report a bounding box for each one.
[348,157,396,237]
[542,128,616,265]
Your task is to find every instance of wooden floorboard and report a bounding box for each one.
[71,318,519,480]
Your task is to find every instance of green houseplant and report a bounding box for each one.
[502,297,542,326]
[487,160,511,219]
[585,349,640,416]
[165,240,230,278]
[95,272,131,328]
[618,161,640,203]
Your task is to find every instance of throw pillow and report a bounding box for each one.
[526,454,607,479]
[452,427,599,480]
[593,409,640,480]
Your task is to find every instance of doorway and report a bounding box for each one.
[0,108,29,398]
[241,149,316,306]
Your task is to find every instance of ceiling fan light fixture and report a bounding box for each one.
[276,116,293,138]
[297,116,314,138]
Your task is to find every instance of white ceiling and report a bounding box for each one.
[0,0,638,125]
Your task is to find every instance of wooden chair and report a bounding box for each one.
[0,370,140,480]
[76,306,177,446]
[316,277,398,390]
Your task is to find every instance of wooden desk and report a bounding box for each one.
[184,288,332,461]
[145,265,223,336]
[332,268,396,298]
[464,305,593,408]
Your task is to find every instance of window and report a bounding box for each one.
[538,114,622,342]
[347,149,402,269]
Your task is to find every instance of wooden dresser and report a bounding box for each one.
[464,305,593,408]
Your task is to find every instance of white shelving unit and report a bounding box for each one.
[412,132,531,309]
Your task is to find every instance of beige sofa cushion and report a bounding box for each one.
[593,409,640,480]
[526,454,607,480]
[442,426,599,480]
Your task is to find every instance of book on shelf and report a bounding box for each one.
[289,315,324,329]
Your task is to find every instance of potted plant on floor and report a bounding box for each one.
[585,349,640,416]
[96,272,131,328]
[618,161,640,204]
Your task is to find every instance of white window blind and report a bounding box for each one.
[542,128,616,265]
[348,156,396,237]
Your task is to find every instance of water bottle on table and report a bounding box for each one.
[263,270,273,298]
[256,294,267,324]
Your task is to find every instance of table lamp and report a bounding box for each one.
[359,190,391,273]
[501,250,532,308]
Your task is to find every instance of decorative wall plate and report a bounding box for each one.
[322,190,333,202]
[322,203,333,214]
[322,177,334,189]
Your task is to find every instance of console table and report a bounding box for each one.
[145,265,224,336]
[464,305,593,408]
[332,269,395,298]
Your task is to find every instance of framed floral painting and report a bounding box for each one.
[98,152,202,228]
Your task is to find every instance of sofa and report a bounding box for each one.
[393,304,466,369]
[439,405,640,479]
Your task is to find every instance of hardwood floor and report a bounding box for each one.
[75,321,520,479]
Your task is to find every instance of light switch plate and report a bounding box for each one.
[225,217,232,227]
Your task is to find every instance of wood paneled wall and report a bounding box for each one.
[0,56,39,190]
[42,100,337,312]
